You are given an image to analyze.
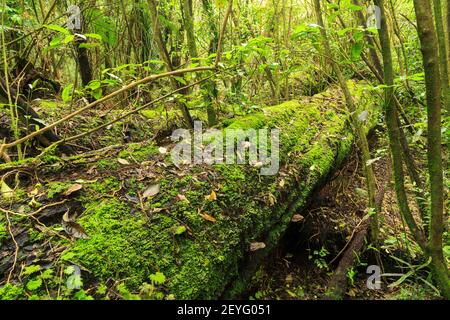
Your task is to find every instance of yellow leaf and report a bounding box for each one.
[206,190,217,201]
[1,180,14,199]
[200,213,217,223]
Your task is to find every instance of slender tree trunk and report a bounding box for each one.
[432,0,450,112]
[313,0,379,243]
[201,0,219,126]
[148,0,194,128]
[353,0,384,78]
[181,0,198,58]
[413,0,450,298]
[374,0,426,251]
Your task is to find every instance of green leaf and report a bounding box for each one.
[173,76,187,85]
[87,80,101,90]
[174,225,186,235]
[64,266,75,275]
[49,35,63,49]
[149,272,166,285]
[350,42,363,61]
[63,34,75,44]
[62,84,73,103]
[92,88,103,100]
[44,24,70,35]
[67,274,83,289]
[347,4,363,11]
[84,33,102,41]
[26,278,42,291]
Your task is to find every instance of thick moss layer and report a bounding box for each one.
[58,81,380,299]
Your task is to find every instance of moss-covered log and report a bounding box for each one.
[1,81,381,299]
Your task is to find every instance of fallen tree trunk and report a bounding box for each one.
[0,81,381,299]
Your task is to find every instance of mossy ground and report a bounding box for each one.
[0,82,381,299]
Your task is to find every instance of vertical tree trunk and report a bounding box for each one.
[181,0,198,58]
[148,0,194,128]
[74,2,93,88]
[201,0,219,126]
[353,0,384,78]
[313,0,379,243]
[432,0,450,112]
[374,0,426,250]
[412,0,450,298]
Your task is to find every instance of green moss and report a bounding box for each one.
[46,181,72,199]
[44,81,380,299]
[117,142,159,163]
[0,284,24,300]
[37,100,59,110]
[88,177,121,195]
[62,199,177,289]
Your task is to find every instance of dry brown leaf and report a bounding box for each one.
[64,183,83,196]
[62,212,89,239]
[62,221,89,239]
[143,184,160,198]
[177,194,189,203]
[250,242,266,251]
[200,213,217,223]
[291,214,304,223]
[117,158,130,165]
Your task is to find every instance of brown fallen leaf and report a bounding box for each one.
[200,213,217,223]
[291,214,304,223]
[64,183,83,196]
[143,184,160,198]
[250,242,266,251]
[117,158,130,165]
[62,211,89,239]
[267,193,276,206]
[177,194,190,203]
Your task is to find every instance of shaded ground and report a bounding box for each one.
[245,129,442,300]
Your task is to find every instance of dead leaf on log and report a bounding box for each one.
[267,193,276,206]
[64,183,83,196]
[291,214,304,222]
[200,213,217,223]
[1,180,14,199]
[250,242,266,251]
[62,212,89,239]
[177,194,189,203]
[143,184,160,198]
[117,158,130,165]
[205,190,217,201]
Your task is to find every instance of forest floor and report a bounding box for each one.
[245,129,442,300]
[0,92,445,300]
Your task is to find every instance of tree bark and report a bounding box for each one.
[432,0,450,112]
[413,0,450,299]
[147,0,194,128]
[374,0,426,251]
